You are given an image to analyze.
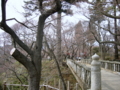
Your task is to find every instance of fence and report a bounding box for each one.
[80,59,120,72]
[67,59,91,90]
[67,54,101,90]
[100,60,120,72]
[3,80,81,90]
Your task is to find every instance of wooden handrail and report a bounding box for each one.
[4,83,59,90]
[80,59,120,72]
[67,54,101,90]
[67,59,91,90]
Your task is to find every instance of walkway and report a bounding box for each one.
[85,64,120,90]
[101,69,120,90]
[86,64,120,90]
[67,59,120,90]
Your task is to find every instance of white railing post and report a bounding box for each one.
[91,53,101,90]
[105,62,108,69]
[113,64,116,71]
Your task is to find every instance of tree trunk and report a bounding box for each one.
[28,69,40,90]
[97,20,103,59]
[44,36,67,90]
[90,45,92,57]
[102,44,105,60]
[114,3,119,60]
[1,0,62,90]
[56,11,62,63]
[99,43,103,59]
[28,15,46,90]
[10,48,41,90]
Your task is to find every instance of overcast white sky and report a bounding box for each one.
[0,0,89,34]
[0,0,24,25]
[0,0,25,33]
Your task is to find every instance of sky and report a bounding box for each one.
[0,0,24,33]
[0,0,89,34]
[0,0,24,23]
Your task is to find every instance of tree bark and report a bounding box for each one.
[28,15,47,90]
[56,11,62,63]
[28,69,40,90]
[44,36,67,90]
[114,2,119,60]
[10,48,41,90]
[10,48,31,69]
[1,0,62,90]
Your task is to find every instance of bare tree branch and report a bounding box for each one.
[116,0,120,10]
[8,67,23,84]
[101,12,120,19]
[85,15,120,36]
[1,0,7,23]
[6,18,34,31]
[38,0,43,13]
[44,35,67,90]
[1,24,33,55]
[10,48,31,69]
[89,21,120,46]
[1,0,33,55]
[100,41,120,45]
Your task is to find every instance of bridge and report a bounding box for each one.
[67,54,120,90]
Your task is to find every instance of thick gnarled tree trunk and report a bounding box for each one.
[1,0,63,90]
[28,69,40,90]
[10,48,41,90]
[10,15,46,90]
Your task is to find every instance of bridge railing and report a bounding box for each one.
[80,59,92,64]
[80,59,120,72]
[67,54,101,90]
[100,60,120,72]
[67,59,91,89]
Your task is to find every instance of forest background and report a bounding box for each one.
[0,0,120,90]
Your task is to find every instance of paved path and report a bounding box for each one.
[68,61,120,90]
[85,64,120,90]
[101,69,120,90]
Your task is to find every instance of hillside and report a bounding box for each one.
[41,60,81,90]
